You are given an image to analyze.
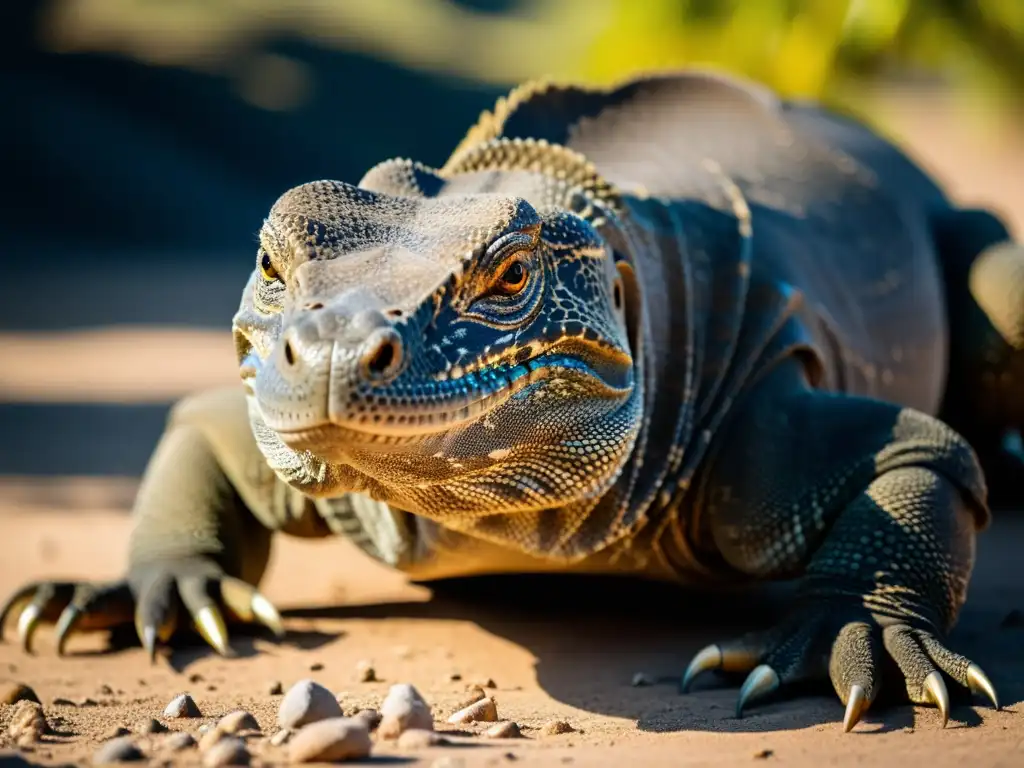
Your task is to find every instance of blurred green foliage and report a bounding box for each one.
[38,0,1024,118]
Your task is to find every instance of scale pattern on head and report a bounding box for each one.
[231,143,642,532]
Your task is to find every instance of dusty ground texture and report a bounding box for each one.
[1,90,1024,766]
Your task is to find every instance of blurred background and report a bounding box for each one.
[1,0,1023,486]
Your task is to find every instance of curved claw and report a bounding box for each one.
[193,605,231,657]
[54,605,83,656]
[251,593,285,639]
[966,664,1000,711]
[923,671,950,728]
[842,684,870,733]
[17,602,43,654]
[681,644,722,693]
[0,586,36,639]
[735,664,780,718]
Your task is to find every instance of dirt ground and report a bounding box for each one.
[2,90,1024,766]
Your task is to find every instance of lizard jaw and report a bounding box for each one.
[268,354,632,453]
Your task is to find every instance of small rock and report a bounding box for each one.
[101,726,132,741]
[445,672,462,683]
[0,682,40,705]
[485,722,522,739]
[454,686,486,711]
[378,683,433,739]
[269,729,291,747]
[355,660,377,683]
[52,697,77,707]
[188,673,204,683]
[98,684,114,695]
[199,728,229,753]
[92,736,144,764]
[78,698,99,707]
[288,717,372,763]
[217,710,260,735]
[277,679,343,729]
[472,678,497,689]
[136,719,167,735]
[162,732,196,752]
[352,709,381,732]
[202,736,249,767]
[541,720,574,736]
[309,662,324,671]
[268,680,284,696]
[163,693,201,718]
[753,748,774,759]
[447,697,498,725]
[631,672,654,687]
[7,701,47,741]
[397,729,448,748]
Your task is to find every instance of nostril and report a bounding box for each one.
[368,341,395,374]
[283,340,296,366]
[363,334,403,381]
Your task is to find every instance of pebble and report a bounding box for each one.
[447,697,498,724]
[356,660,377,683]
[454,686,486,710]
[136,719,168,735]
[397,729,449,748]
[268,680,284,696]
[541,719,574,736]
[378,683,433,739]
[199,728,229,753]
[163,732,197,752]
[79,697,99,707]
[7,701,47,742]
[473,678,497,689]
[0,682,39,705]
[202,736,250,767]
[288,717,372,763]
[310,662,324,671]
[189,673,204,683]
[352,709,381,732]
[217,710,260,735]
[164,693,201,718]
[631,672,654,687]
[754,748,774,759]
[92,735,144,764]
[485,721,522,739]
[277,679,343,729]
[98,684,114,695]
[101,726,132,741]
[52,697,77,707]
[269,729,292,747]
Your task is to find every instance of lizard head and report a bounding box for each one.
[232,151,643,521]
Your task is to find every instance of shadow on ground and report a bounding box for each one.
[263,513,1024,735]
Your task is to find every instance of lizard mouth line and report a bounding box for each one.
[266,353,632,446]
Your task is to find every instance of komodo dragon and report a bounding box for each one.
[4,71,1023,732]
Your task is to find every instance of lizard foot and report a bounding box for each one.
[0,559,285,661]
[680,606,1000,731]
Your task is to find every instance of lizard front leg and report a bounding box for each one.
[0,387,331,659]
[680,357,999,730]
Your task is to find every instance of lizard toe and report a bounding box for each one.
[682,607,1001,730]
[1,580,134,655]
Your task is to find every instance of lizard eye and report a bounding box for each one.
[493,260,528,296]
[260,251,280,282]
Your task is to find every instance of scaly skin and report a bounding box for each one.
[3,70,1021,732]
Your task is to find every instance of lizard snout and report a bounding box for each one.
[259,300,406,433]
